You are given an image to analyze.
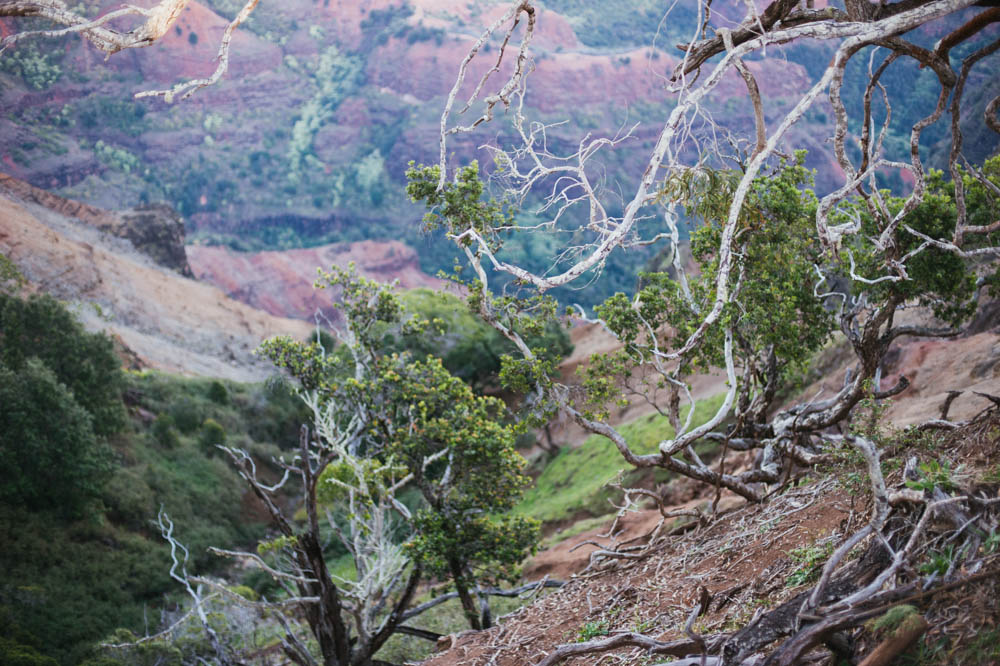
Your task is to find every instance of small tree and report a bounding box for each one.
[0,291,121,516]
[0,359,112,516]
[137,268,541,666]
[0,292,126,437]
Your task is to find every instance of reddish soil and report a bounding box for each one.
[524,493,745,582]
[426,477,852,666]
[797,327,1000,427]
[186,240,448,320]
[0,183,312,380]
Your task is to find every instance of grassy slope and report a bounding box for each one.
[0,371,306,665]
[516,392,727,526]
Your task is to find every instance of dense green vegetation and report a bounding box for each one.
[0,368,307,665]
[0,286,308,665]
[0,292,123,515]
[394,288,573,391]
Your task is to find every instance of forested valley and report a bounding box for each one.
[1,0,1000,665]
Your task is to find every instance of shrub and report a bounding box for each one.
[101,468,156,530]
[0,636,59,666]
[151,414,180,448]
[199,418,226,451]
[0,41,62,90]
[0,292,125,437]
[0,359,112,516]
[207,380,229,405]
[168,397,203,434]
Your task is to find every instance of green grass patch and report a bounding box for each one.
[540,514,616,549]
[515,392,727,526]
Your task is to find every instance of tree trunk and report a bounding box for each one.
[297,531,352,666]
[449,558,483,631]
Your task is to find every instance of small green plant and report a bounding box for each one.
[633,618,655,633]
[576,620,610,642]
[984,530,1000,554]
[959,628,1000,664]
[851,386,891,444]
[867,604,918,634]
[257,534,299,556]
[786,540,834,588]
[631,608,656,633]
[826,437,869,497]
[905,460,960,493]
[918,544,956,576]
[978,463,1000,485]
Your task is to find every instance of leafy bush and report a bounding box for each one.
[0,360,113,516]
[207,380,229,405]
[76,97,146,136]
[0,636,59,666]
[101,467,156,531]
[0,41,62,89]
[92,140,140,175]
[0,293,125,436]
[393,288,573,391]
[151,413,180,448]
[198,418,226,451]
[168,397,203,434]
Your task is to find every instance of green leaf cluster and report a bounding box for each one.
[259,267,539,604]
[406,161,513,251]
[390,288,572,392]
[0,293,124,515]
[846,159,1000,326]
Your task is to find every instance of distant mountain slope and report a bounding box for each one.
[1,0,996,308]
[0,177,313,380]
[187,239,448,319]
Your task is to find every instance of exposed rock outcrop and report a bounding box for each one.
[0,181,312,381]
[0,173,192,276]
[117,204,192,277]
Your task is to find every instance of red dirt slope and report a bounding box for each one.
[186,240,447,320]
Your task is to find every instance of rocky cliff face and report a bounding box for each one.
[0,180,312,380]
[0,174,192,276]
[116,204,193,277]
